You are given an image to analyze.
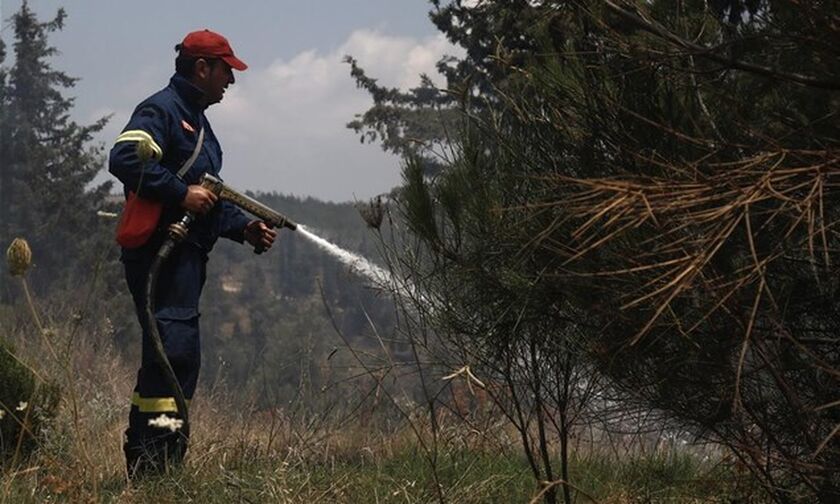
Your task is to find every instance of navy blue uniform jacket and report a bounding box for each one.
[109,73,251,257]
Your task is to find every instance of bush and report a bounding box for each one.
[0,336,60,466]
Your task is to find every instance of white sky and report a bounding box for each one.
[1,1,459,202]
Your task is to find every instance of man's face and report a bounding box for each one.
[194,59,235,106]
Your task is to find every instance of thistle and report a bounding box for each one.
[356,195,384,229]
[7,237,44,332]
[6,238,32,276]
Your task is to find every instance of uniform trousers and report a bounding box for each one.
[122,241,206,475]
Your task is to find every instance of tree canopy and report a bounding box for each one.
[0,2,113,298]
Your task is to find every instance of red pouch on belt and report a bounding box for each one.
[115,191,163,248]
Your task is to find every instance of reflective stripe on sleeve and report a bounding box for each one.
[131,392,190,413]
[115,130,163,162]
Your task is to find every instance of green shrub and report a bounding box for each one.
[0,337,60,466]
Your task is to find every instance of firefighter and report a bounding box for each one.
[108,29,277,476]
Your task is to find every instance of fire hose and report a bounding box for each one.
[144,173,297,436]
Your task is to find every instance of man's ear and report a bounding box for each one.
[194,58,211,80]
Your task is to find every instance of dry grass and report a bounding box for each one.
[0,296,757,503]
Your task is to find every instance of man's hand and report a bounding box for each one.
[244,220,278,251]
[181,185,218,214]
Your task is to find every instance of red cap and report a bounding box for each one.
[180,29,247,71]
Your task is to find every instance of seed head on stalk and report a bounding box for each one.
[6,238,32,277]
[6,237,43,332]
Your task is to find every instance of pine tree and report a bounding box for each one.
[0,36,9,241]
[0,2,112,297]
[345,1,564,176]
[352,1,840,501]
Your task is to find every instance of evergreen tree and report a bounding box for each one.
[346,1,571,176]
[350,0,840,501]
[0,2,113,297]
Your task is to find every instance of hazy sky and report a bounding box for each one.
[1,1,458,202]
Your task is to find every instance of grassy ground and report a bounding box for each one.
[0,300,760,503]
[1,400,758,504]
[3,444,754,503]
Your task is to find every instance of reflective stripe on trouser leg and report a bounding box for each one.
[131,392,192,413]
